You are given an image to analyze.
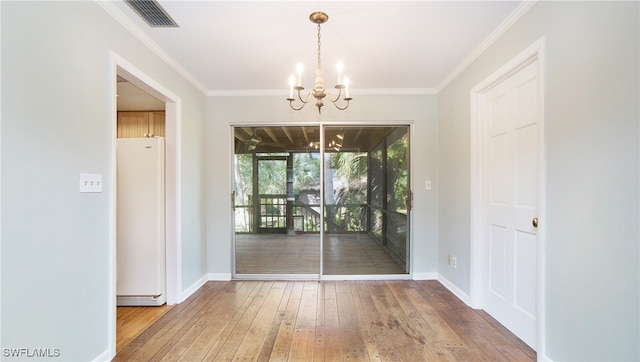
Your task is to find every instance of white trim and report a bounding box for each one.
[469,37,545,354]
[437,0,538,92]
[208,273,233,281]
[208,88,437,97]
[229,120,415,128]
[539,353,554,362]
[437,274,472,306]
[412,272,438,280]
[353,88,437,96]
[180,274,209,302]
[164,100,182,305]
[96,1,208,95]
[107,64,118,359]
[0,1,3,350]
[108,51,183,360]
[93,348,111,362]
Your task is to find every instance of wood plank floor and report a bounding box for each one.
[235,234,406,275]
[117,304,173,353]
[115,280,535,361]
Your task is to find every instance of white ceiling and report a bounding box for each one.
[108,0,524,96]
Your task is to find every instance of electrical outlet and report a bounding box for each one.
[452,257,457,269]
[79,173,102,193]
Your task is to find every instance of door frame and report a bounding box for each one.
[108,52,182,356]
[230,121,414,280]
[256,155,288,234]
[469,38,546,353]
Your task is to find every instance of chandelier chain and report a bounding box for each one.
[317,23,322,72]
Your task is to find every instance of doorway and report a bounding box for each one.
[257,157,288,233]
[470,39,545,351]
[232,124,411,277]
[109,53,182,356]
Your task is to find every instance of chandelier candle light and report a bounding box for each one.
[287,11,352,114]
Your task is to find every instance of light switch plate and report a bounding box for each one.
[425,180,432,190]
[79,173,102,193]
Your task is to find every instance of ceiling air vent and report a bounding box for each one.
[125,0,178,28]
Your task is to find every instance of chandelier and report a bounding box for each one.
[287,12,352,114]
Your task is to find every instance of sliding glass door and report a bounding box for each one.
[233,125,410,277]
[233,126,321,275]
[322,126,410,275]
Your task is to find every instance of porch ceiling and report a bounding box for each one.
[234,125,401,154]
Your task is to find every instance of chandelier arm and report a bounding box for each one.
[289,99,307,111]
[288,88,314,111]
[325,88,343,103]
[325,90,350,110]
[297,88,313,104]
[332,98,351,111]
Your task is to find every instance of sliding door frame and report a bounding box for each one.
[230,121,414,280]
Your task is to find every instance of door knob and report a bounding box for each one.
[532,217,538,228]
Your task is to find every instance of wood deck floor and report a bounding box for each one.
[115,280,535,361]
[235,234,406,275]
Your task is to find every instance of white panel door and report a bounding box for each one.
[482,60,539,348]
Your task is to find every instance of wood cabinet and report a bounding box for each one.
[117,111,165,138]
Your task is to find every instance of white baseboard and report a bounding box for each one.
[180,274,208,303]
[178,273,232,303]
[179,273,472,311]
[208,273,232,281]
[412,272,438,280]
[436,273,472,307]
[93,348,112,362]
[539,354,552,361]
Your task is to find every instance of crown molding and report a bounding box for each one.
[208,89,287,97]
[96,0,209,95]
[436,0,538,92]
[356,88,438,95]
[208,88,437,97]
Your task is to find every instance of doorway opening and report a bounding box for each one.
[232,124,411,277]
[109,52,182,356]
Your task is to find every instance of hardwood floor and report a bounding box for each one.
[115,280,535,361]
[117,304,173,353]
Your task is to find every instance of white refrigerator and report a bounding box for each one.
[116,137,166,306]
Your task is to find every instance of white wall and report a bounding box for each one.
[206,94,439,277]
[1,2,207,360]
[438,1,639,360]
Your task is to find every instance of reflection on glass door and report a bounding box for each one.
[233,125,410,276]
[233,126,320,275]
[323,126,410,275]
